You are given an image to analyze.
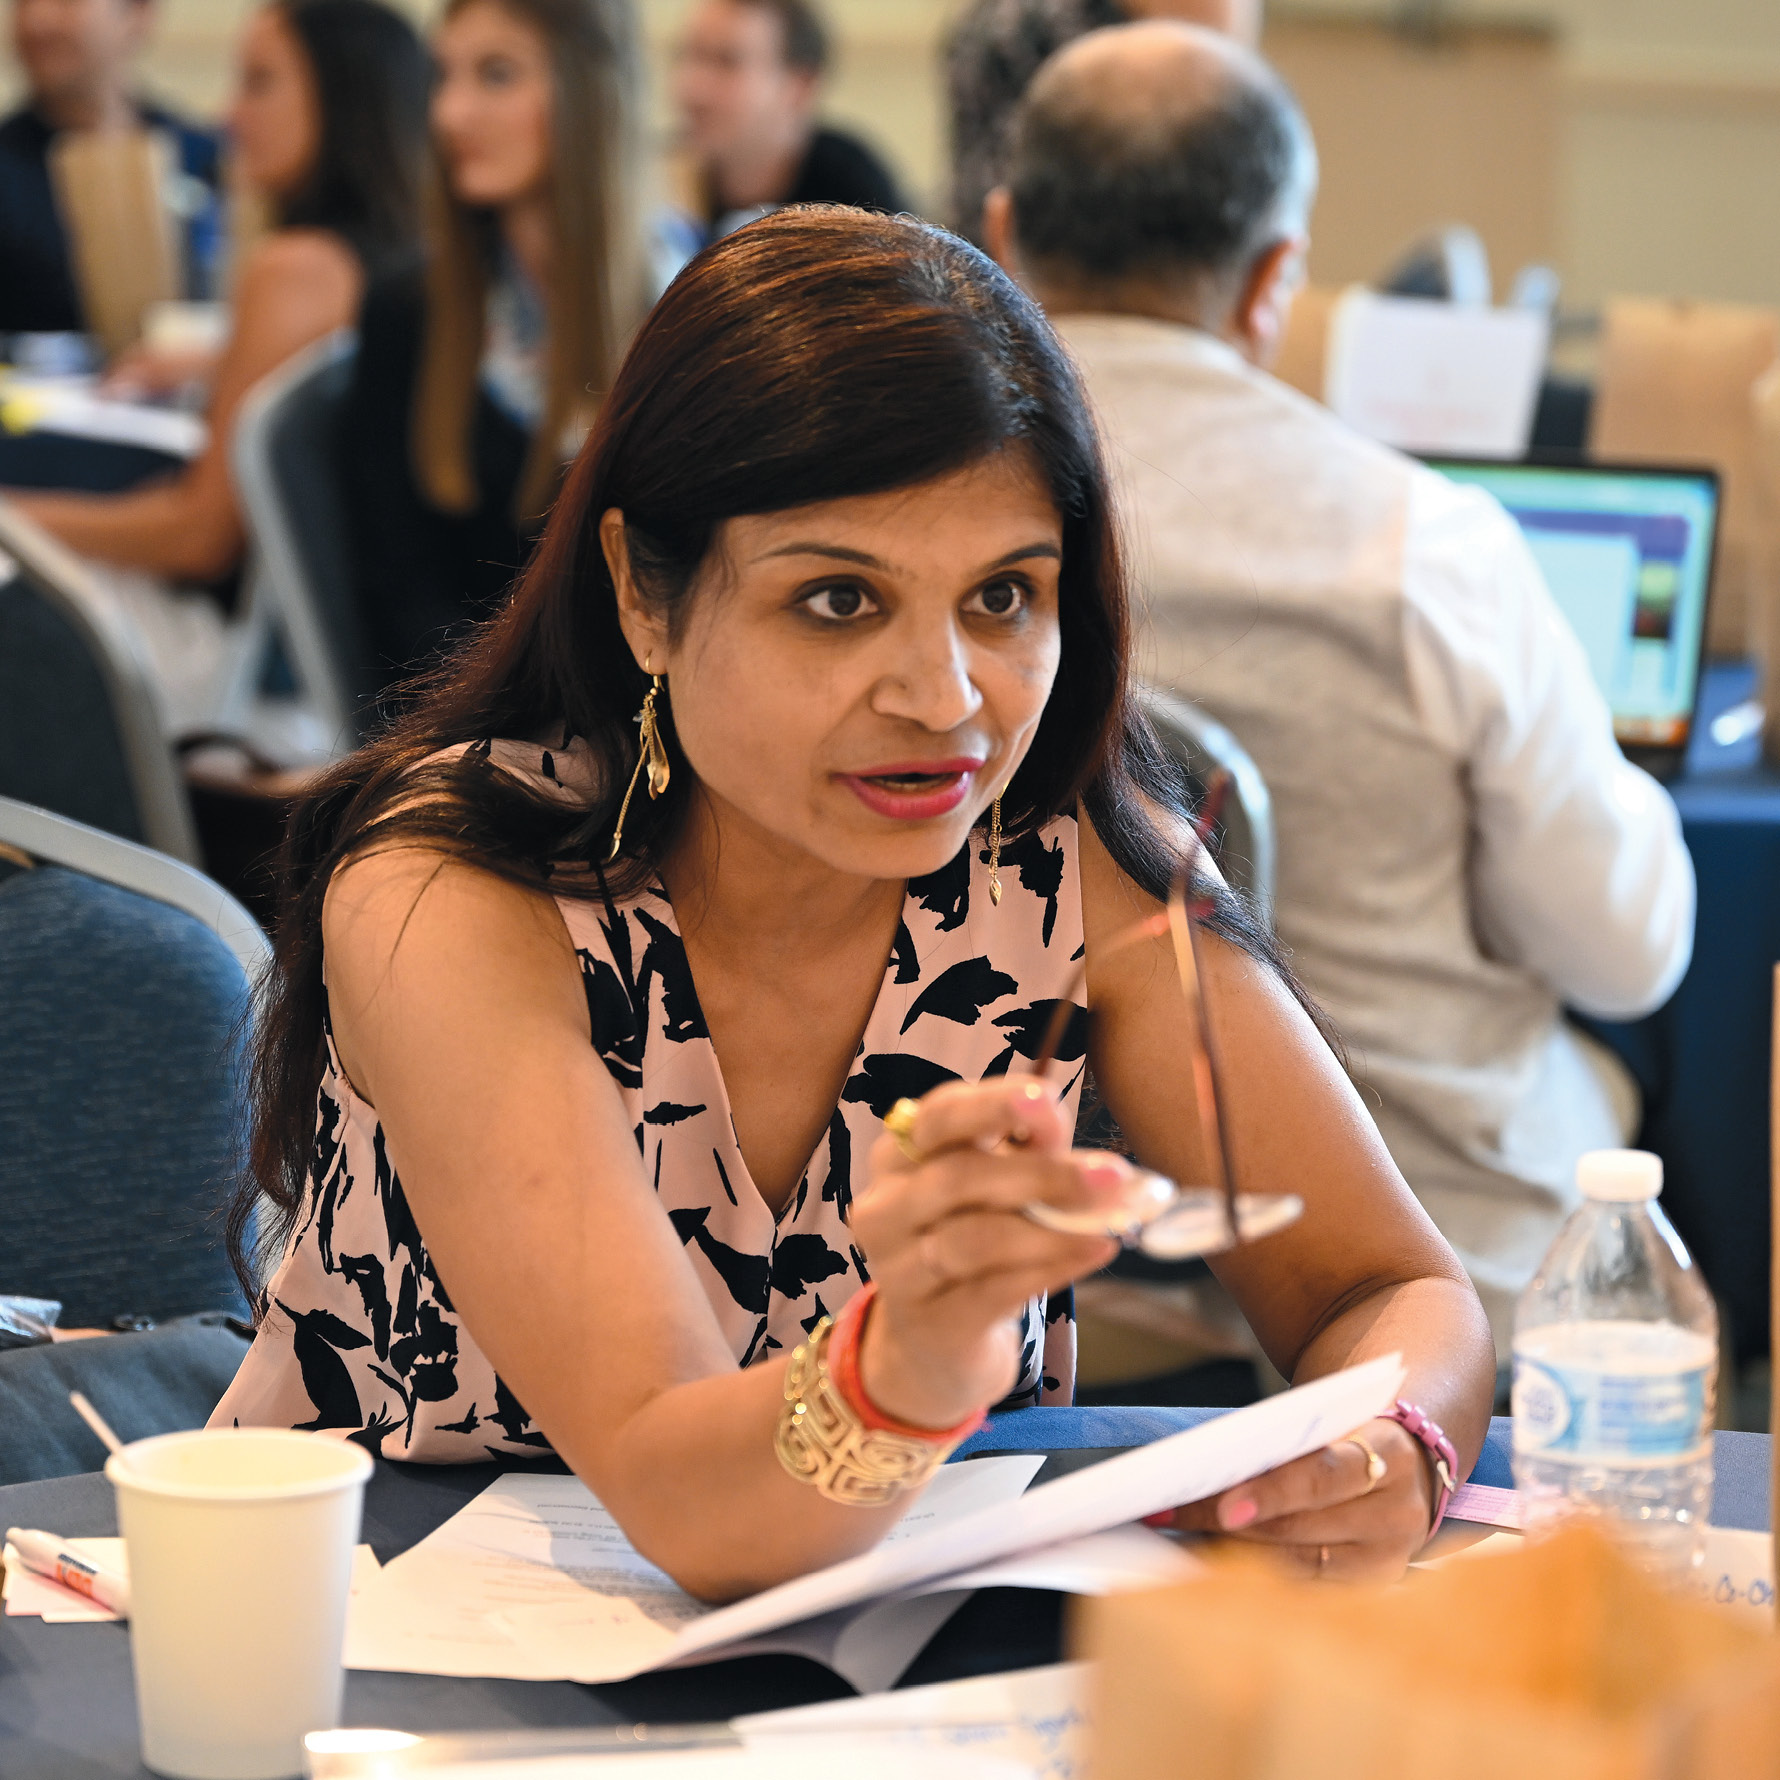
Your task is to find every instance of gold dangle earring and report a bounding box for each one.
[607,655,671,861]
[987,795,1004,906]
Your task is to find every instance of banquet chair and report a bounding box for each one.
[0,796,266,1341]
[48,127,182,356]
[1591,297,1780,658]
[1138,684,1276,927]
[0,499,201,863]
[231,330,378,755]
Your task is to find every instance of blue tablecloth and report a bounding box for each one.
[1587,660,1780,1361]
[1,1407,1769,1780]
[3,1407,1770,1780]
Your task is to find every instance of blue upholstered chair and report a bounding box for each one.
[232,330,377,754]
[0,498,203,862]
[0,797,266,1330]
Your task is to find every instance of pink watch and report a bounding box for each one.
[1386,1399,1458,1538]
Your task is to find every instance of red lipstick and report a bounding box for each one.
[838,758,987,822]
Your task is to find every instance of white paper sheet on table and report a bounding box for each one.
[346,1454,1044,1694]
[309,1661,1089,1777]
[315,1741,1030,1780]
[346,1354,1400,1690]
[0,376,207,457]
[2,1540,381,1622]
[738,1659,1092,1780]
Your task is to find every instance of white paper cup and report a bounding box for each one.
[107,1429,373,1780]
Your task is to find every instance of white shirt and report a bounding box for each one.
[1398,468,1694,1019]
[1056,313,1695,1347]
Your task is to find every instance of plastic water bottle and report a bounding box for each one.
[1512,1149,1718,1579]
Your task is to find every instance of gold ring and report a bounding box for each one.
[884,1098,924,1165]
[1344,1433,1387,1495]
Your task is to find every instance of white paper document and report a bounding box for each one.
[738,1661,1092,1780]
[0,376,207,458]
[1324,289,1549,457]
[347,1354,1400,1689]
[347,1454,1043,1691]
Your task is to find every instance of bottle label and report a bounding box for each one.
[1512,1350,1712,1464]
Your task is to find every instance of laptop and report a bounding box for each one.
[1420,458,1721,781]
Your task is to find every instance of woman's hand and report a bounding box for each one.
[1162,1416,1436,1581]
[101,340,220,401]
[849,1076,1125,1431]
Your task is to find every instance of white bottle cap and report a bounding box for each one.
[1576,1148,1663,1202]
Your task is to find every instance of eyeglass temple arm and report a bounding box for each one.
[1025,777,1242,1239]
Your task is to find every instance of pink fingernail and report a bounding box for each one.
[1220,1497,1258,1530]
[1141,1510,1175,1529]
[1020,1080,1048,1102]
[1081,1161,1127,1198]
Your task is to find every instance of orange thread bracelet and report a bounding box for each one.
[828,1284,988,1445]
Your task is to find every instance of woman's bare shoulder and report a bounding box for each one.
[237,226,361,293]
[321,845,577,1000]
[223,229,362,370]
[1077,792,1224,939]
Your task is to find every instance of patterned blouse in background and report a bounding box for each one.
[212,738,1090,1460]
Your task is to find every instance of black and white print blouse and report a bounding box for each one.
[214,738,1089,1460]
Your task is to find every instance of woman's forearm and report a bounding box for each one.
[9,463,242,582]
[566,1358,919,1602]
[1289,1273,1496,1475]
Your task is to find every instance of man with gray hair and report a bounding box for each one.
[987,21,1694,1359]
[944,0,1260,245]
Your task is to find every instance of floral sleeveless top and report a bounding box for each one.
[213,738,1089,1461]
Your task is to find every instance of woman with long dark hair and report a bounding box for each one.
[341,0,648,689]
[216,210,1494,1599]
[7,0,428,581]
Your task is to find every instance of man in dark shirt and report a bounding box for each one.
[672,0,901,243]
[0,0,221,336]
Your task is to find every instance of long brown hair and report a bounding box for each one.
[274,0,429,269]
[412,0,642,523]
[231,208,1282,1296]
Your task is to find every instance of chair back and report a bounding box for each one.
[232,331,375,753]
[0,799,264,1327]
[1590,297,1780,657]
[48,128,182,355]
[0,499,199,862]
[1138,686,1276,926]
[1273,283,1343,404]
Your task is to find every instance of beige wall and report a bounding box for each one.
[3,0,1778,307]
[1263,17,1561,293]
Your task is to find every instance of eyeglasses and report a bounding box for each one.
[1020,776,1303,1259]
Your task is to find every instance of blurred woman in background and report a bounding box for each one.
[5,0,429,583]
[343,0,647,691]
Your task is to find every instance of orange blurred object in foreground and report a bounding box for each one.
[1079,1526,1780,1780]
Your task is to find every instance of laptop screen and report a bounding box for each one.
[1421,460,1719,751]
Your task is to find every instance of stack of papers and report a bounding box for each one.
[345,1355,1404,1691]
